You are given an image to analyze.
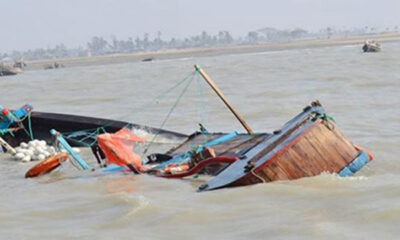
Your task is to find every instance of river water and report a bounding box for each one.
[0,42,399,239]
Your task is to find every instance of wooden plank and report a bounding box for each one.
[302,134,345,172]
[314,123,358,164]
[218,134,269,156]
[279,149,310,176]
[262,161,292,181]
[245,121,360,182]
[307,124,353,166]
[265,149,308,180]
[290,142,330,175]
[302,125,349,171]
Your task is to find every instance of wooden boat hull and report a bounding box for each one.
[229,121,358,186]
[2,111,187,148]
[198,102,372,191]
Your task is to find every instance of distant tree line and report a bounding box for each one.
[86,30,235,56]
[1,26,398,61]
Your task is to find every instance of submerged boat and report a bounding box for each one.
[0,104,187,149]
[195,101,372,191]
[1,65,373,191]
[86,100,373,192]
[362,40,381,52]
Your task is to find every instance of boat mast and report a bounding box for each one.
[194,64,254,134]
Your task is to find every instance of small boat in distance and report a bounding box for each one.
[44,62,65,70]
[142,57,154,62]
[0,65,20,76]
[0,58,24,76]
[362,40,381,52]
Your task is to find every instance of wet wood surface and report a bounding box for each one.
[233,121,359,186]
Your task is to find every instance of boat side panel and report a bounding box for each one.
[236,122,360,185]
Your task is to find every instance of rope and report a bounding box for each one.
[311,112,335,130]
[61,127,108,147]
[119,71,198,121]
[0,111,34,140]
[142,71,196,156]
[0,128,16,136]
[58,71,198,145]
[27,112,34,140]
[195,72,210,144]
[21,127,33,140]
[251,168,267,183]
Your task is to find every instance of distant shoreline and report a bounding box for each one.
[25,32,400,70]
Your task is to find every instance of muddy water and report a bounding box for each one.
[0,42,399,239]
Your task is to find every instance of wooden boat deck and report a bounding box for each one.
[167,132,271,158]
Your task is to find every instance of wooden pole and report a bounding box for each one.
[194,65,254,134]
[0,136,16,155]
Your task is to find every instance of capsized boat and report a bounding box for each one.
[195,101,372,191]
[87,100,373,192]
[362,40,381,52]
[0,104,187,149]
[65,66,374,190]
[12,65,373,191]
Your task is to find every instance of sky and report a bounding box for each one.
[1,0,399,52]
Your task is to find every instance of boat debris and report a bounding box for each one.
[25,152,69,178]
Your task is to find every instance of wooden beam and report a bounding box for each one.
[0,136,16,155]
[194,65,254,134]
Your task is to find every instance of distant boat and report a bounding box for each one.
[142,57,154,62]
[362,40,381,52]
[13,60,27,69]
[0,58,24,76]
[0,64,22,76]
[44,62,65,70]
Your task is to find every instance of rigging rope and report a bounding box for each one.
[194,71,211,144]
[142,71,196,156]
[311,112,335,130]
[0,111,34,140]
[60,71,199,146]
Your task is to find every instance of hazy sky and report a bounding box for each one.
[1,0,399,52]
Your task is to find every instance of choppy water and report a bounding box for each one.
[0,42,400,239]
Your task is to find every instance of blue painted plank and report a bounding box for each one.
[347,151,369,173]
[50,129,92,170]
[338,167,354,177]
